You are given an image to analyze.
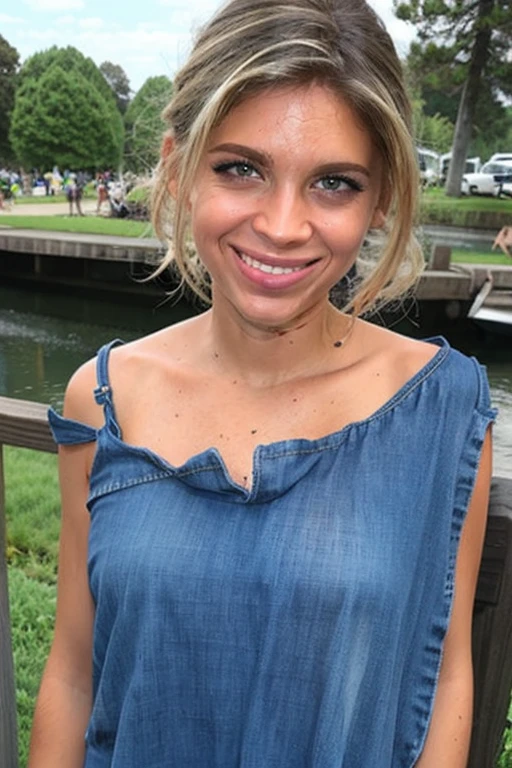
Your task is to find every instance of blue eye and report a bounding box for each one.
[320,177,346,191]
[212,161,259,178]
[316,175,363,193]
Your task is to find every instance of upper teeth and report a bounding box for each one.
[239,251,304,275]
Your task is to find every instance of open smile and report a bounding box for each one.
[233,247,320,276]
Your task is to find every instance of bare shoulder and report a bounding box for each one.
[356,319,441,381]
[63,316,206,428]
[63,357,102,428]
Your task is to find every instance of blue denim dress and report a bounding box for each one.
[49,336,496,768]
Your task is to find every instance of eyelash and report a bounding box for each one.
[212,160,258,178]
[211,160,365,194]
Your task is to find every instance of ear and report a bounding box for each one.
[370,185,391,229]
[370,206,386,229]
[161,132,178,199]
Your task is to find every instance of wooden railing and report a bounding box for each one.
[0,396,56,768]
[0,396,511,768]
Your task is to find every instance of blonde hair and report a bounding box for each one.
[152,0,423,315]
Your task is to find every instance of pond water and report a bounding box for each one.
[0,284,510,478]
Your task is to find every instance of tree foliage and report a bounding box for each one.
[412,96,454,155]
[405,39,512,162]
[396,0,512,195]
[10,46,124,171]
[100,61,131,114]
[0,35,20,165]
[123,76,173,174]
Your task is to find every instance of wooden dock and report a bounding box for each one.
[0,229,511,310]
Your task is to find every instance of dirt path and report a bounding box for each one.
[0,200,99,216]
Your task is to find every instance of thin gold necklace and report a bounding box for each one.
[332,313,356,349]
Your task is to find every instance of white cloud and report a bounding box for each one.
[79,17,104,30]
[23,0,84,11]
[368,0,416,53]
[0,14,25,24]
[55,14,76,25]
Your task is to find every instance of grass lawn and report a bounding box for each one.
[0,215,152,238]
[421,186,512,212]
[451,250,512,265]
[11,194,69,205]
[5,446,59,767]
[4,445,512,766]
[420,187,512,229]
[2,186,511,246]
[11,187,97,204]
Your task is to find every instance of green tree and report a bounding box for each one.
[123,76,173,174]
[10,46,124,171]
[100,61,131,114]
[396,0,512,196]
[412,96,454,155]
[0,35,20,165]
[405,40,512,165]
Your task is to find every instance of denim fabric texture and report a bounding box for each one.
[48,336,497,768]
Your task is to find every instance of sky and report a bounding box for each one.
[1,0,417,94]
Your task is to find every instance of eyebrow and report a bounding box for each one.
[208,143,371,178]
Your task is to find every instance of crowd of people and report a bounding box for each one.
[0,165,138,218]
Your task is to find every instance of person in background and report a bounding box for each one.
[64,172,84,217]
[28,0,495,766]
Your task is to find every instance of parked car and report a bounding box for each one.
[461,161,512,196]
[489,153,512,164]
[416,146,440,187]
[440,153,481,186]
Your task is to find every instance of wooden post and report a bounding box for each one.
[429,244,452,271]
[0,444,19,768]
[469,476,512,768]
[0,398,54,767]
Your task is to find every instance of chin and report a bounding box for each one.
[232,296,325,336]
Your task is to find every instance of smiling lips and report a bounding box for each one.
[239,251,305,275]
[233,247,319,286]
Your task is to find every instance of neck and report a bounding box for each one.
[200,299,354,388]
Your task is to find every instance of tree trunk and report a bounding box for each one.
[445,0,494,197]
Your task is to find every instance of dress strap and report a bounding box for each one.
[93,338,124,438]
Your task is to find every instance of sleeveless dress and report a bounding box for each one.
[48,336,496,768]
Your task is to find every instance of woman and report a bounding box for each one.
[29,0,496,765]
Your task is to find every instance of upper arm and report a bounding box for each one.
[415,428,493,767]
[45,360,103,691]
[442,425,493,674]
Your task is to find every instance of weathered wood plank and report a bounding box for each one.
[0,396,56,454]
[0,446,19,768]
[469,477,512,768]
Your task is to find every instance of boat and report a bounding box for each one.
[471,306,512,336]
[468,274,512,336]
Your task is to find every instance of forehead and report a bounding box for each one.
[207,83,376,162]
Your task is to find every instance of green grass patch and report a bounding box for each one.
[420,188,512,229]
[9,567,56,768]
[421,186,512,212]
[0,215,152,238]
[4,446,60,584]
[497,698,512,767]
[451,250,512,265]
[12,194,69,205]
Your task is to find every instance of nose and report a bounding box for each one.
[251,185,313,247]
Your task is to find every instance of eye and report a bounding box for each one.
[314,175,364,194]
[212,160,260,179]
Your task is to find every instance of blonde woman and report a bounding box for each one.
[29,0,495,766]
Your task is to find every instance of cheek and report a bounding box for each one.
[191,191,249,246]
[321,215,371,255]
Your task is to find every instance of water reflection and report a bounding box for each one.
[0,285,510,477]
